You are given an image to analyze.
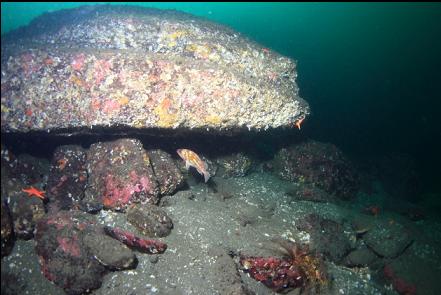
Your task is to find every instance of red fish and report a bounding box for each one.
[177,149,210,182]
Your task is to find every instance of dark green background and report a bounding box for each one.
[2,2,441,189]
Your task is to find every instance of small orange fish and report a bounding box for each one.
[22,186,45,200]
[177,149,210,182]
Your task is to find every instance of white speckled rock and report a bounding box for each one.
[1,5,309,135]
[364,220,413,258]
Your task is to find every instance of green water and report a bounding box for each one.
[2,2,441,186]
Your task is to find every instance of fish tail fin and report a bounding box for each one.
[203,171,210,183]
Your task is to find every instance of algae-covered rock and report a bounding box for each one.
[84,138,159,211]
[1,5,309,135]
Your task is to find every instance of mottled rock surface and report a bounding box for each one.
[285,183,337,203]
[103,226,167,254]
[1,5,309,134]
[35,211,107,295]
[364,220,413,258]
[148,149,184,195]
[1,197,14,257]
[343,245,378,267]
[127,204,173,238]
[46,145,88,210]
[1,148,49,189]
[296,213,353,264]
[273,140,360,199]
[84,138,159,211]
[216,152,254,178]
[207,247,249,295]
[35,210,138,295]
[8,189,45,239]
[82,231,137,271]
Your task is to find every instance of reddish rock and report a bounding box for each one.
[103,226,167,254]
[35,210,137,294]
[35,211,106,295]
[84,138,159,211]
[93,58,112,85]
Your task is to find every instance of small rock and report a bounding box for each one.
[8,188,45,239]
[83,230,137,270]
[363,220,413,258]
[296,213,353,263]
[208,247,249,295]
[148,149,184,195]
[216,152,254,178]
[127,204,173,238]
[343,245,378,267]
[149,255,159,264]
[272,140,360,200]
[286,184,336,203]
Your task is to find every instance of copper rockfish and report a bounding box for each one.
[176,149,210,183]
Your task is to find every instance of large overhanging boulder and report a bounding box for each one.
[1,5,309,135]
